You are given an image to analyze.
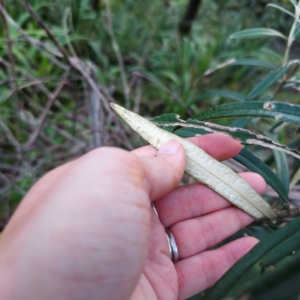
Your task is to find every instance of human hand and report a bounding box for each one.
[0,134,265,300]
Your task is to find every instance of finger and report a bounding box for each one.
[140,140,186,200]
[170,206,253,259]
[132,133,242,161]
[155,172,266,228]
[176,237,259,300]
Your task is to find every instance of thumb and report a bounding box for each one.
[139,140,186,200]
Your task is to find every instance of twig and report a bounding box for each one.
[69,57,110,111]
[178,0,202,35]
[0,4,61,56]
[1,78,57,103]
[19,70,89,130]
[88,71,103,148]
[0,173,28,197]
[104,0,130,107]
[129,70,178,100]
[203,58,236,76]
[24,81,66,150]
[47,122,85,147]
[0,116,22,154]
[0,163,20,172]
[0,4,68,69]
[24,0,71,64]
[275,206,300,219]
[133,76,142,113]
[0,37,62,56]
[0,0,20,130]
[273,61,300,96]
[97,84,135,145]
[282,2,300,65]
[63,7,77,58]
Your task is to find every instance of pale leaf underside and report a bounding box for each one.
[110,103,276,220]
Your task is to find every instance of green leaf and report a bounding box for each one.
[290,0,298,8]
[246,65,291,100]
[175,127,209,138]
[234,148,289,202]
[159,70,180,85]
[202,217,300,300]
[241,250,300,300]
[261,48,283,62]
[290,167,300,189]
[152,113,300,160]
[267,3,295,19]
[258,93,274,102]
[229,118,251,128]
[244,225,276,241]
[266,133,290,199]
[190,90,245,105]
[190,101,300,125]
[230,28,287,40]
[273,149,290,198]
[294,24,300,40]
[151,113,182,126]
[231,59,278,70]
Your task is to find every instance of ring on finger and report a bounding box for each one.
[151,202,180,263]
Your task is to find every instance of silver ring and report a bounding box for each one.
[151,203,179,263]
[151,202,159,218]
[165,231,173,260]
[166,229,179,263]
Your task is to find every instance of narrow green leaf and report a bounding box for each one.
[267,133,290,198]
[290,0,298,8]
[241,251,300,300]
[267,3,295,18]
[175,127,208,138]
[190,101,300,125]
[152,113,300,160]
[230,28,287,40]
[273,149,290,197]
[246,65,291,100]
[190,90,245,105]
[234,148,289,202]
[151,113,181,125]
[229,118,251,128]
[258,93,274,102]
[290,167,300,189]
[231,59,278,70]
[244,225,275,241]
[159,70,179,85]
[261,48,283,62]
[202,217,300,300]
[294,24,300,39]
[137,70,173,95]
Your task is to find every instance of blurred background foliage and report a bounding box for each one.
[1,0,300,298]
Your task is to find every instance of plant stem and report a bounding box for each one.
[282,1,300,65]
[104,0,130,108]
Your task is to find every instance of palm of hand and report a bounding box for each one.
[130,136,264,300]
[131,179,259,300]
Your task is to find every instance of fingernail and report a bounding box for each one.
[157,140,180,155]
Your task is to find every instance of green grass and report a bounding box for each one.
[0,0,297,221]
[0,0,299,211]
